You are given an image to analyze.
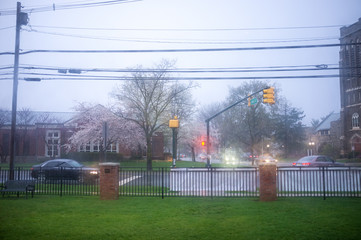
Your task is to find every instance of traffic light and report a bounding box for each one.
[263,87,275,105]
[201,141,206,147]
[248,97,251,107]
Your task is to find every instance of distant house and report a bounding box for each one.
[0,108,164,162]
[313,112,341,155]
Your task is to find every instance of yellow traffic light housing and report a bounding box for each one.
[263,87,275,105]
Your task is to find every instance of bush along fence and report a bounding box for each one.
[0,166,360,199]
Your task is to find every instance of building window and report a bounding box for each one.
[320,130,329,136]
[107,144,117,153]
[46,130,60,157]
[78,142,118,153]
[93,142,99,152]
[85,142,91,152]
[352,113,359,128]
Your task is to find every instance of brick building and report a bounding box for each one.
[0,111,76,162]
[339,18,361,156]
[0,109,164,162]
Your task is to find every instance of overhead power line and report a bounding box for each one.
[28,24,345,32]
[25,28,339,45]
[0,0,142,16]
[0,26,14,31]
[0,66,350,75]
[0,63,339,71]
[1,43,359,56]
[0,63,341,75]
[0,74,349,81]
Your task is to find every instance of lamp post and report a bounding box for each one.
[308,141,315,156]
[169,116,179,167]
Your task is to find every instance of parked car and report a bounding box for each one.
[31,159,99,181]
[256,155,278,165]
[292,155,344,167]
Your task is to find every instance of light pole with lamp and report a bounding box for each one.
[308,141,315,156]
[169,116,179,167]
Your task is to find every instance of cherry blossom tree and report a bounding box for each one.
[66,104,144,161]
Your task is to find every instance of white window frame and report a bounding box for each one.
[45,130,61,157]
[78,141,118,153]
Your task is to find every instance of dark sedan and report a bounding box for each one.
[292,155,344,167]
[31,159,99,181]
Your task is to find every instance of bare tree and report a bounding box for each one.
[0,109,11,163]
[112,60,195,170]
[16,108,36,160]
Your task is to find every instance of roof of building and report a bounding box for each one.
[2,111,76,125]
[315,112,340,132]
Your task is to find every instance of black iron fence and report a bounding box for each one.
[0,167,99,196]
[1,166,360,198]
[277,166,361,199]
[119,167,259,198]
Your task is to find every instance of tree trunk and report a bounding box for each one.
[191,146,195,162]
[146,137,152,170]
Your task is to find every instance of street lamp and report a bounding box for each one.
[308,141,315,156]
[169,116,179,167]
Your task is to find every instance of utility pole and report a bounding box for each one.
[9,2,28,180]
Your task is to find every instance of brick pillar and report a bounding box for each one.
[259,164,277,201]
[99,163,119,200]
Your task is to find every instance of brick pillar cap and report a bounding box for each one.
[99,162,120,166]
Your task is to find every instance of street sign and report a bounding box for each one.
[250,98,258,105]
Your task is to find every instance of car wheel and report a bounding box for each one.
[38,173,46,182]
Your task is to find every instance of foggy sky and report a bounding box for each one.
[1,0,361,125]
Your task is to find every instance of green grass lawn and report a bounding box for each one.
[1,196,360,240]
